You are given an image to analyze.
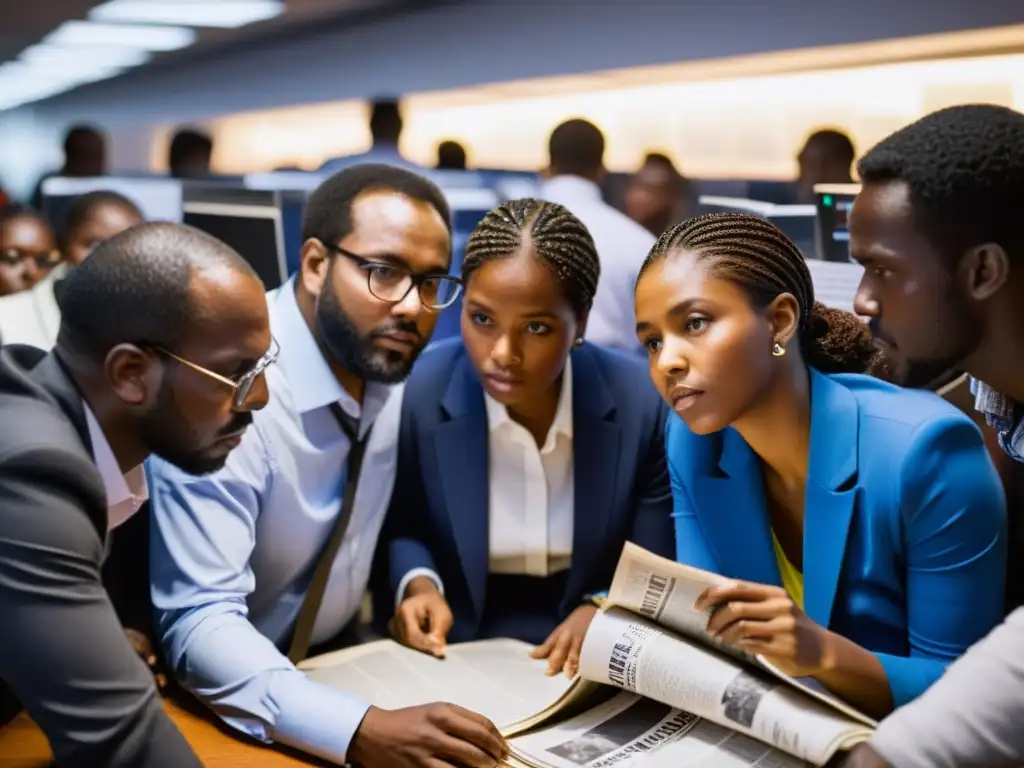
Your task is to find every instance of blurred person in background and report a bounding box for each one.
[59,190,144,269]
[30,124,108,210]
[320,98,421,174]
[794,129,856,205]
[0,190,143,349]
[541,118,655,354]
[625,152,692,237]
[841,103,1024,768]
[435,139,468,170]
[384,199,673,674]
[0,205,60,297]
[168,128,213,179]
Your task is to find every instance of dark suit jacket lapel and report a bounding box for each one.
[565,345,620,608]
[31,352,92,453]
[803,369,859,629]
[433,353,490,618]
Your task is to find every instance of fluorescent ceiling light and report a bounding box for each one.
[44,20,195,51]
[20,43,150,70]
[0,63,80,110]
[90,0,285,29]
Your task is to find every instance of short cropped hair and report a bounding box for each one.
[369,99,403,142]
[169,129,213,170]
[857,104,1024,264]
[301,164,452,250]
[548,118,605,177]
[804,129,856,164]
[57,222,258,358]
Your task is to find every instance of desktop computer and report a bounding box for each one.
[181,186,287,291]
[814,183,860,263]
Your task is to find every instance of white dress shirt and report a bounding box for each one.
[83,402,148,531]
[148,278,402,765]
[396,360,576,604]
[541,175,656,354]
[0,266,63,350]
[485,357,574,577]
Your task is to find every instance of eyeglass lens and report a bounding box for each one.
[367,269,461,309]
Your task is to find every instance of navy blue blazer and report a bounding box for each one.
[667,368,1007,707]
[381,339,674,643]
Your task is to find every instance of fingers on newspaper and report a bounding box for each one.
[298,543,874,767]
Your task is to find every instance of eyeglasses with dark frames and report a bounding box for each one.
[155,336,280,409]
[327,244,462,310]
[0,248,63,270]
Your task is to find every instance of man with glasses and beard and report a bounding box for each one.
[0,222,272,766]
[841,105,1024,768]
[148,165,507,768]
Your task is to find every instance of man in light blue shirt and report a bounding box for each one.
[149,165,505,767]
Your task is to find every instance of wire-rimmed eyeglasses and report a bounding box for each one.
[156,336,280,409]
[328,245,462,310]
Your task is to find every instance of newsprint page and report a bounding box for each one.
[299,544,873,767]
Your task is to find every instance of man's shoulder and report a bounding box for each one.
[0,353,86,465]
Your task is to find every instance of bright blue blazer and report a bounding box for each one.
[380,338,674,642]
[666,368,1007,708]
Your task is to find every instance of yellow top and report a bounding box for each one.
[771,530,804,611]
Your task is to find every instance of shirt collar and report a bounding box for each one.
[541,175,603,202]
[83,403,149,530]
[267,277,394,424]
[484,356,574,451]
[269,277,347,414]
[971,377,1024,462]
[972,378,1019,421]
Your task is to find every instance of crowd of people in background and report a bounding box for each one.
[1,96,1022,768]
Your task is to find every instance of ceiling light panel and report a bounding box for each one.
[20,44,150,70]
[89,0,285,29]
[43,20,196,51]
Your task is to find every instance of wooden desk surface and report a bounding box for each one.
[0,697,326,767]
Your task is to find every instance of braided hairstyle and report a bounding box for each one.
[638,212,876,374]
[462,198,600,316]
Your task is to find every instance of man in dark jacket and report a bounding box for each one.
[0,221,274,766]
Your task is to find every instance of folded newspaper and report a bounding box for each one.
[300,543,874,767]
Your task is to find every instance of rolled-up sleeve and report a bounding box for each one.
[148,431,370,765]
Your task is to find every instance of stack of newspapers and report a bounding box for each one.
[301,543,875,767]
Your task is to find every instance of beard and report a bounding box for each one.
[137,380,252,476]
[316,265,426,383]
[868,317,973,391]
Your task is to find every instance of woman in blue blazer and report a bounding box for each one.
[381,199,674,677]
[633,212,1007,718]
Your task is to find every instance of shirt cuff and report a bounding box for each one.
[396,568,445,609]
[270,673,371,764]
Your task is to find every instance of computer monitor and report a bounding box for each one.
[181,186,287,290]
[814,183,860,263]
[696,196,818,258]
[40,176,184,229]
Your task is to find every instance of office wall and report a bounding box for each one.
[2,0,1022,196]
[28,0,1024,124]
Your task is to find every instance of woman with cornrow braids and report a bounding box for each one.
[380,198,674,677]
[633,211,1007,718]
